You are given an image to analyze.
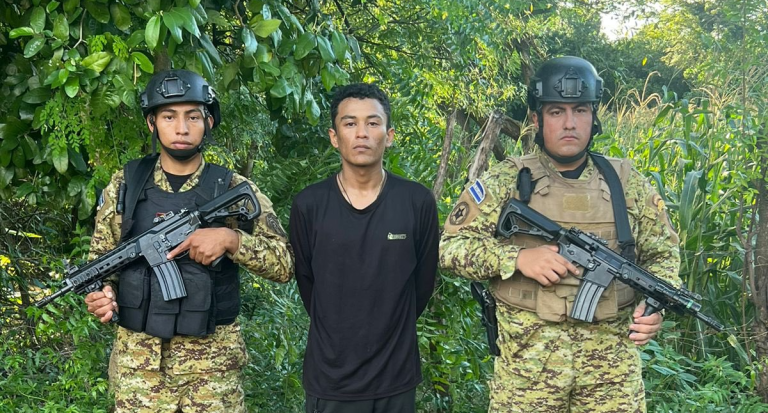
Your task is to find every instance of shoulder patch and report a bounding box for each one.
[265,213,287,238]
[468,180,486,204]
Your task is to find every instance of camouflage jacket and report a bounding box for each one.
[90,157,294,373]
[440,151,681,287]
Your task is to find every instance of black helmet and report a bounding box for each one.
[140,69,221,128]
[528,56,604,164]
[527,56,603,111]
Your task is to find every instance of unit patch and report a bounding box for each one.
[468,180,486,204]
[449,201,470,225]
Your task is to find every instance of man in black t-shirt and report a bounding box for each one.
[289,83,439,413]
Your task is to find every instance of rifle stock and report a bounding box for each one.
[497,198,724,332]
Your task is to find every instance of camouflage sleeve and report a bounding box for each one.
[226,174,294,283]
[88,171,125,287]
[439,161,522,281]
[626,169,682,287]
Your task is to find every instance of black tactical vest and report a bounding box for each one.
[115,158,240,339]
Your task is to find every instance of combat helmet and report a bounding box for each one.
[528,56,604,164]
[140,69,220,160]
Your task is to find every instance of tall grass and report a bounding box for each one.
[598,78,767,410]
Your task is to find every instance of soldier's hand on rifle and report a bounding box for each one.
[85,285,118,324]
[167,227,241,266]
[629,301,662,346]
[516,245,580,287]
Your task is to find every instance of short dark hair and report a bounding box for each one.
[330,83,392,130]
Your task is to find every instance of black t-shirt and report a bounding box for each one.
[289,171,439,401]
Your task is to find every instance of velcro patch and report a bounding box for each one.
[468,180,486,204]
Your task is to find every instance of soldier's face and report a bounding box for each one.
[329,98,394,169]
[148,103,212,150]
[534,102,593,164]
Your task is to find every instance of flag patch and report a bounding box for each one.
[468,180,486,204]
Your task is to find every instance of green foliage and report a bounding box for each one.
[2,0,768,410]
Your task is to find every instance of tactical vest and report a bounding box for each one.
[490,153,637,322]
[115,156,241,339]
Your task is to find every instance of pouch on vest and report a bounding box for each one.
[116,266,151,333]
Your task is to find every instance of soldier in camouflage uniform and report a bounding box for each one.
[440,57,681,412]
[84,70,294,412]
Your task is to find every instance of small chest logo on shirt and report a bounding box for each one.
[387,232,407,240]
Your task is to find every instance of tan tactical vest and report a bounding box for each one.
[490,153,637,322]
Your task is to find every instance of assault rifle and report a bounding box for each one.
[496,198,724,332]
[470,281,501,356]
[33,181,261,315]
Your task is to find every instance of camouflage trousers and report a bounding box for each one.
[488,304,645,413]
[111,342,245,413]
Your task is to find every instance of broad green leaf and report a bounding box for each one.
[305,94,321,126]
[81,52,112,73]
[12,147,26,168]
[252,19,281,38]
[281,60,298,78]
[24,136,40,161]
[92,86,120,116]
[0,135,19,152]
[199,34,222,65]
[46,1,60,13]
[22,88,50,104]
[10,27,35,38]
[127,30,145,48]
[64,77,79,98]
[170,7,200,39]
[110,3,132,31]
[79,185,97,220]
[294,32,315,60]
[221,62,239,88]
[84,0,110,24]
[51,145,68,174]
[331,31,348,61]
[68,175,87,197]
[63,0,78,13]
[163,10,184,43]
[198,51,214,81]
[145,15,161,50]
[148,0,162,12]
[131,51,154,73]
[190,3,208,24]
[269,78,291,98]
[53,14,68,40]
[189,0,201,7]
[24,37,45,58]
[113,74,135,107]
[52,69,69,88]
[259,61,280,77]
[0,167,13,189]
[43,69,61,86]
[31,7,46,34]
[316,35,335,63]
[0,150,10,167]
[347,35,361,60]
[68,148,87,173]
[255,44,270,63]
[320,65,334,92]
[242,28,257,56]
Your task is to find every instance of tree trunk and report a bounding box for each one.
[752,126,768,402]
[432,109,457,201]
[467,110,504,182]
